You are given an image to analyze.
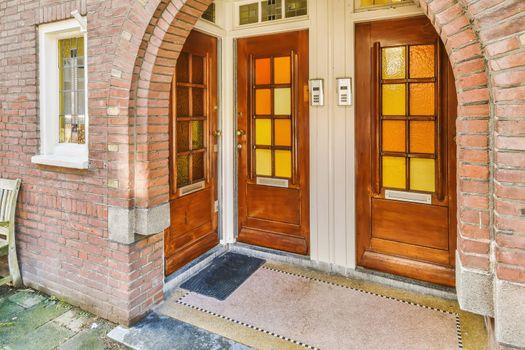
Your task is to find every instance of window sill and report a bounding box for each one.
[31,154,88,169]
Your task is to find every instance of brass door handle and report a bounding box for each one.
[213,130,222,137]
[237,143,242,149]
[236,129,246,136]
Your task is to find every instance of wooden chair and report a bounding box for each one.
[0,178,22,287]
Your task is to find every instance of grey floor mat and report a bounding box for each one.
[180,253,265,300]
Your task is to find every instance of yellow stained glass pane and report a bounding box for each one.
[256,89,271,115]
[256,149,272,176]
[410,83,435,116]
[382,120,405,152]
[410,158,435,192]
[274,88,291,115]
[256,58,271,85]
[274,56,291,84]
[410,121,435,154]
[382,156,406,189]
[382,84,406,116]
[275,119,291,146]
[410,45,435,78]
[275,150,292,178]
[382,46,406,80]
[256,119,272,145]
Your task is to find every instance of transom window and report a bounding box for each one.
[379,44,438,193]
[252,55,293,179]
[355,0,413,11]
[238,0,307,26]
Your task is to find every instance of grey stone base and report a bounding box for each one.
[455,251,494,317]
[108,203,170,244]
[495,279,525,348]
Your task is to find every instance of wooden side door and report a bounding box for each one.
[237,31,309,255]
[165,30,219,276]
[355,17,457,287]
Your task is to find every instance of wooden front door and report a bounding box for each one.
[165,30,219,276]
[356,17,457,287]
[236,31,309,255]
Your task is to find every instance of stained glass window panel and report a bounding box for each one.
[275,150,292,178]
[274,56,291,84]
[256,58,271,85]
[262,0,282,22]
[176,52,190,82]
[191,120,204,150]
[382,84,406,116]
[255,89,272,115]
[285,0,307,17]
[256,149,272,176]
[410,83,434,116]
[275,119,291,146]
[255,119,272,145]
[192,88,205,116]
[382,47,406,80]
[177,155,190,187]
[382,120,405,152]
[382,156,406,189]
[192,55,205,84]
[410,158,435,192]
[410,45,435,78]
[176,87,190,116]
[274,88,291,115]
[192,153,205,181]
[240,3,259,25]
[410,121,435,154]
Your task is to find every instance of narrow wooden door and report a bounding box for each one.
[237,31,309,255]
[356,17,457,287]
[165,30,219,275]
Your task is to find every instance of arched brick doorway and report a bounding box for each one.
[110,0,524,346]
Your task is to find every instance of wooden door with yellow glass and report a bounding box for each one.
[356,17,457,286]
[237,31,309,255]
[165,30,219,276]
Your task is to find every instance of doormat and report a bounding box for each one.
[178,266,462,350]
[180,252,265,301]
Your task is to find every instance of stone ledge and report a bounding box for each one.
[108,204,170,244]
[495,279,525,348]
[456,251,494,317]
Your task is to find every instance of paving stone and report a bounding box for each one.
[58,321,119,350]
[53,309,92,332]
[108,312,251,350]
[5,320,75,350]
[0,299,24,321]
[0,300,71,345]
[7,290,46,309]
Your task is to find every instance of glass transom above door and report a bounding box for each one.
[380,43,437,193]
[252,55,293,180]
[238,0,308,26]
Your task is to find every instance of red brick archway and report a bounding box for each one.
[111,0,524,344]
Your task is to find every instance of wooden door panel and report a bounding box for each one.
[165,30,218,276]
[371,199,448,250]
[356,17,457,287]
[237,31,309,255]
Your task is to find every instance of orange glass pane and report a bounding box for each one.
[382,46,406,80]
[256,58,271,85]
[410,83,434,116]
[382,84,406,116]
[275,119,291,146]
[382,120,405,152]
[274,56,291,84]
[410,158,435,192]
[410,121,435,154]
[382,156,406,189]
[275,150,292,178]
[255,89,271,115]
[410,45,435,78]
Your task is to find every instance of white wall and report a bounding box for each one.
[195,0,424,270]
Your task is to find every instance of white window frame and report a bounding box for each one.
[234,0,309,29]
[32,18,89,169]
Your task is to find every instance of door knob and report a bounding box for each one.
[237,143,242,149]
[213,130,222,137]
[236,129,246,136]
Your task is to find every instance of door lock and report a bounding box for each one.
[236,129,246,136]
[237,143,243,149]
